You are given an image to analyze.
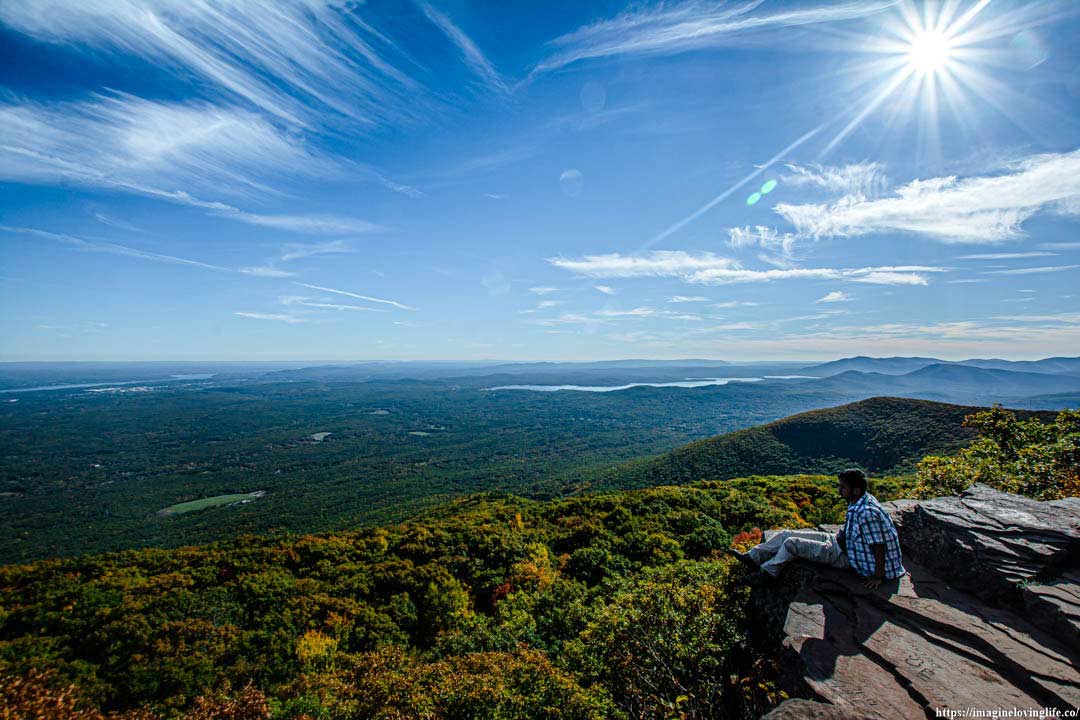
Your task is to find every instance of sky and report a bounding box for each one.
[1,0,1079,362]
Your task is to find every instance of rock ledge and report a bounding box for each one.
[759,485,1080,719]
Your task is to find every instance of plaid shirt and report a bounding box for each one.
[842,493,905,579]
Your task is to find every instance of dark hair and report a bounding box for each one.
[837,468,867,493]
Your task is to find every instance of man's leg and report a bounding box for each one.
[748,529,834,565]
[759,531,843,577]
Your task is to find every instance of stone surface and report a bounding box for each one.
[756,485,1080,719]
[885,483,1080,646]
[762,698,876,719]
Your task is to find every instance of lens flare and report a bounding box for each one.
[907,30,953,75]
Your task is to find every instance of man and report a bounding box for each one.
[732,469,905,589]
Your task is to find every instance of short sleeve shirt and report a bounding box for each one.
[843,493,905,579]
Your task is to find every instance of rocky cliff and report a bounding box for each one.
[756,485,1080,719]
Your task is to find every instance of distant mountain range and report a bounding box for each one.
[575,397,1058,492]
[798,355,1080,377]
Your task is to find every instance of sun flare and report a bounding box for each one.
[906,29,953,75]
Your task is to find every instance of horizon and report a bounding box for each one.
[2,0,1079,362]
[2,353,1079,366]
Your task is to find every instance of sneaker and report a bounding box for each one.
[725,547,760,571]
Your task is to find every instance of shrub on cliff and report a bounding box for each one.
[915,407,1080,500]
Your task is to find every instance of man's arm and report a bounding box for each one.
[835,526,846,552]
[864,543,886,589]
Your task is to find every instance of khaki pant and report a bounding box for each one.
[748,529,849,577]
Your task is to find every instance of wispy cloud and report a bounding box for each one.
[239,266,294,278]
[669,295,709,303]
[294,282,415,311]
[549,251,943,285]
[728,225,796,258]
[0,1,420,129]
[712,301,761,308]
[775,149,1080,243]
[783,162,888,197]
[536,300,564,309]
[232,213,381,235]
[531,0,894,76]
[280,240,353,262]
[3,225,232,272]
[234,312,308,324]
[594,285,617,295]
[484,193,509,200]
[529,286,559,295]
[982,265,1080,275]
[816,291,851,303]
[280,296,384,312]
[0,95,383,234]
[92,211,142,233]
[417,2,506,93]
[596,307,702,321]
[957,252,1056,260]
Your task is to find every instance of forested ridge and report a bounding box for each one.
[575,397,1056,491]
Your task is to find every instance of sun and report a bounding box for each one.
[906,29,953,75]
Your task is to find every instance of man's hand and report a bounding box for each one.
[864,543,887,589]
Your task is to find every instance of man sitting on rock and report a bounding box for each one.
[732,469,906,589]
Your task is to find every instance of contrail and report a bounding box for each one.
[645,124,824,248]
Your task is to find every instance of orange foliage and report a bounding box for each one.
[0,671,270,720]
[730,527,763,552]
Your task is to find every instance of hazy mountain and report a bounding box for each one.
[796,356,947,376]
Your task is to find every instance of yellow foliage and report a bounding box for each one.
[296,630,338,669]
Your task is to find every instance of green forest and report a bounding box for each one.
[3,406,1076,719]
[0,382,1008,564]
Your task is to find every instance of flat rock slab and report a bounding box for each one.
[778,560,1080,719]
[885,484,1080,647]
[762,698,876,719]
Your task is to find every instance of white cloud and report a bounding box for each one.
[536,300,564,309]
[783,162,887,196]
[550,251,943,286]
[532,0,894,76]
[417,2,505,93]
[712,301,761,308]
[668,296,709,303]
[280,296,384,312]
[728,225,796,258]
[775,150,1080,243]
[294,282,415,311]
[530,313,598,327]
[234,311,308,324]
[529,286,559,295]
[957,252,1056,260]
[594,285,616,295]
[1041,242,1080,250]
[231,213,381,235]
[280,240,353,262]
[982,265,1080,275]
[3,225,232,272]
[550,251,738,278]
[0,96,383,234]
[595,307,701,321]
[484,193,509,200]
[816,291,851,303]
[0,0,420,129]
[239,266,294,278]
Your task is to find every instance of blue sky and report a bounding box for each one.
[1,0,1078,362]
